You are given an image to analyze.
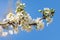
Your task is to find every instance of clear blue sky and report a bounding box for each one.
[0,0,60,40]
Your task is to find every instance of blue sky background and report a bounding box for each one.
[0,0,60,40]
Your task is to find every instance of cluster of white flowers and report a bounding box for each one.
[0,0,55,37]
[17,12,33,32]
[39,8,54,26]
[43,8,53,26]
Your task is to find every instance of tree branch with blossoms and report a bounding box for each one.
[0,0,55,37]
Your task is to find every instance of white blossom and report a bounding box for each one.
[0,26,3,32]
[16,12,23,19]
[35,18,42,23]
[8,30,13,35]
[13,30,18,34]
[13,27,18,34]
[21,25,32,32]
[6,12,16,22]
[37,21,44,30]
[35,18,44,30]
[2,32,8,37]
[46,17,53,26]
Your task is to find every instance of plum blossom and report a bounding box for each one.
[8,30,13,35]
[2,32,8,37]
[0,26,3,32]
[0,0,55,36]
[46,17,53,26]
[35,18,44,30]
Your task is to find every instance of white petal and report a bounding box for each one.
[13,30,18,34]
[44,8,50,10]
[2,32,8,37]
[46,17,53,26]
[8,30,13,35]
[0,26,3,32]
